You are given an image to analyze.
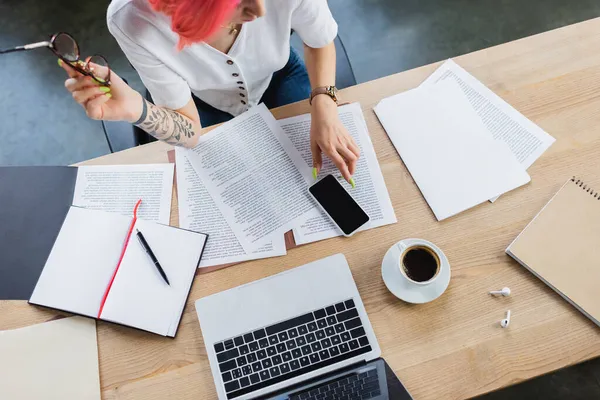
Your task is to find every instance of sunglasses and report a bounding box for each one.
[0,32,111,86]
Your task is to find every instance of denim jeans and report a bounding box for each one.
[193,47,311,127]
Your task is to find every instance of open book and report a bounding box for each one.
[29,206,207,337]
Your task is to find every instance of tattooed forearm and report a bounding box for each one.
[134,99,198,147]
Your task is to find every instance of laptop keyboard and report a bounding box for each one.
[290,367,381,400]
[214,299,373,399]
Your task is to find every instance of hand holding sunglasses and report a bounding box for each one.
[2,32,144,123]
[1,32,111,86]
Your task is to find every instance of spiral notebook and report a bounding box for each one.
[507,178,600,326]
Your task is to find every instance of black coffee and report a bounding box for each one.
[402,247,439,282]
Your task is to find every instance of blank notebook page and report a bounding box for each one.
[101,218,207,336]
[29,207,131,317]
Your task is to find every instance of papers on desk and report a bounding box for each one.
[0,316,100,400]
[176,102,396,261]
[375,59,554,220]
[280,103,396,244]
[73,164,174,224]
[376,80,530,220]
[176,148,287,267]
[420,60,556,202]
[185,104,315,252]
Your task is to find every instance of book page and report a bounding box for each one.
[175,148,286,267]
[374,80,530,221]
[73,164,174,224]
[421,59,555,201]
[279,103,397,244]
[186,104,316,252]
[0,317,100,400]
[29,207,131,317]
[101,219,207,337]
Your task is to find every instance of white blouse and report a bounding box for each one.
[107,0,338,116]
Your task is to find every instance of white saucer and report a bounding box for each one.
[381,239,451,304]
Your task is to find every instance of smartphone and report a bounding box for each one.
[308,174,370,237]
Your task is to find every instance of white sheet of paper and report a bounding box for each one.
[186,104,315,252]
[29,206,130,317]
[420,59,555,201]
[175,148,287,267]
[102,218,207,337]
[279,103,397,244]
[73,164,174,224]
[0,316,100,400]
[374,79,531,221]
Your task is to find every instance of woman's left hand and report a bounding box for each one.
[310,95,360,185]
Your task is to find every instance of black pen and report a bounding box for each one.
[135,229,170,286]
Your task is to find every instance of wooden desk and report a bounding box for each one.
[3,17,600,400]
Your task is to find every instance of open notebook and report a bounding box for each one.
[507,178,600,326]
[30,206,208,337]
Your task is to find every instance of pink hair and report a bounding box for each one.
[148,0,238,49]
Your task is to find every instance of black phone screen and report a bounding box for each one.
[308,174,370,235]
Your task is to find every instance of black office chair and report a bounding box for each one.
[102,35,357,152]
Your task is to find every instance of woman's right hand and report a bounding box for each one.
[59,59,143,123]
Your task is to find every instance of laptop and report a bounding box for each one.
[195,254,413,400]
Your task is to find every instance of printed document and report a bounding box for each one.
[279,103,397,244]
[73,164,174,224]
[374,79,531,221]
[176,148,287,267]
[421,59,555,201]
[186,104,315,252]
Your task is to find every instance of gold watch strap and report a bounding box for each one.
[310,86,339,105]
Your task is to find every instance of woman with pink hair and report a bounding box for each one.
[60,0,360,183]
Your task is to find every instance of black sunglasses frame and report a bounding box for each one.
[50,32,111,87]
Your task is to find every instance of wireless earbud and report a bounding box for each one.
[489,287,511,297]
[500,310,511,328]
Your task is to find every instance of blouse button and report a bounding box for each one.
[239,87,245,90]
[237,81,243,85]
[241,100,246,105]
[240,93,245,98]
[232,73,239,77]
[227,60,234,65]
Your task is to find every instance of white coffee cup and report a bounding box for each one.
[381,238,451,304]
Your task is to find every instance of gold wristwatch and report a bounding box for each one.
[310,86,339,105]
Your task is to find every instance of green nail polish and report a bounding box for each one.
[105,93,112,99]
[57,58,63,67]
[99,87,111,93]
[349,178,356,188]
[312,168,318,180]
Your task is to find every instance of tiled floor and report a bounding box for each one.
[1,0,600,397]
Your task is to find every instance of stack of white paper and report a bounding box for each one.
[185,104,315,253]
[374,60,555,220]
[178,103,397,264]
[421,60,556,176]
[176,148,287,268]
